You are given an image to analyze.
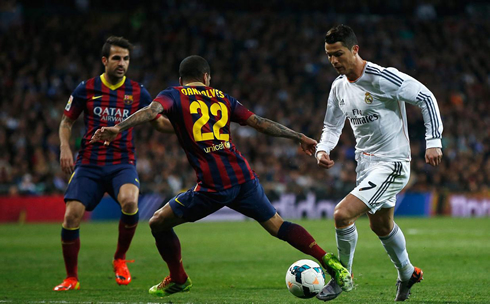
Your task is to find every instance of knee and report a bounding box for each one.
[370,222,392,237]
[119,195,138,214]
[148,213,160,231]
[149,210,170,232]
[333,207,353,228]
[63,211,82,228]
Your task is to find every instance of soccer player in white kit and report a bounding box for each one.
[315,25,443,302]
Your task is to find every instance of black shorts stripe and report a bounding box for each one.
[368,162,402,206]
[368,162,400,206]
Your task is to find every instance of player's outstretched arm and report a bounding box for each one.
[245,114,317,156]
[90,101,163,143]
[59,115,75,174]
[150,116,174,134]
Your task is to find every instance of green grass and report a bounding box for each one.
[1,217,489,303]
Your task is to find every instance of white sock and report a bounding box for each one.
[335,223,358,273]
[379,223,414,281]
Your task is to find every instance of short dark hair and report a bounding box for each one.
[325,25,358,50]
[101,36,133,58]
[179,55,211,82]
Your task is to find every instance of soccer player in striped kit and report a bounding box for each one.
[54,36,174,291]
[91,55,354,297]
[315,25,443,301]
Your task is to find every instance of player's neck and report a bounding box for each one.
[103,73,124,86]
[184,82,206,86]
[346,58,366,82]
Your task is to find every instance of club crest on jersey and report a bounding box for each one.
[364,92,373,104]
[124,95,133,105]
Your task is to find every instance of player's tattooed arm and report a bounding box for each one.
[59,115,75,146]
[247,114,302,140]
[59,115,76,174]
[90,102,163,144]
[246,114,317,156]
[116,101,163,131]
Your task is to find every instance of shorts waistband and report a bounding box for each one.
[356,151,410,163]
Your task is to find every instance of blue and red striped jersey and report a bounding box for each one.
[64,74,152,166]
[153,86,256,192]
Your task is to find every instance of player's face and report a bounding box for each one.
[325,42,357,75]
[103,46,130,79]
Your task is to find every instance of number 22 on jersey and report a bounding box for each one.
[190,100,229,142]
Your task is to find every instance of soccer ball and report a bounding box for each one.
[285,259,325,298]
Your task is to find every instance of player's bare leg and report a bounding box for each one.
[53,200,85,291]
[368,208,422,301]
[148,203,191,297]
[113,183,139,285]
[261,213,352,292]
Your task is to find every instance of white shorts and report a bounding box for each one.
[351,158,410,214]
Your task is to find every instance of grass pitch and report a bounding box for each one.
[1,217,489,303]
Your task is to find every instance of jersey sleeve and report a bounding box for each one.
[140,85,161,120]
[316,85,346,156]
[139,85,153,107]
[228,95,254,125]
[63,81,86,120]
[153,89,175,114]
[393,72,443,149]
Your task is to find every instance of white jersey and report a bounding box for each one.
[317,61,443,161]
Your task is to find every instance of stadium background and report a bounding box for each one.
[1,0,489,221]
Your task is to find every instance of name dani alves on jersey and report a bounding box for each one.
[180,87,224,98]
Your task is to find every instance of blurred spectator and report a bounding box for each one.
[1,0,489,200]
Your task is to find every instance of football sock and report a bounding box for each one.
[277,221,327,265]
[335,223,358,273]
[379,223,414,281]
[61,226,80,279]
[114,209,139,260]
[151,228,188,284]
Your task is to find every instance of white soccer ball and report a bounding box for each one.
[285,259,326,298]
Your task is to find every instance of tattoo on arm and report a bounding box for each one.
[251,115,302,141]
[60,115,74,130]
[117,102,163,131]
[59,115,75,147]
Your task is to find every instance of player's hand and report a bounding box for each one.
[316,151,335,169]
[425,147,443,167]
[299,134,317,156]
[60,145,75,175]
[90,126,120,144]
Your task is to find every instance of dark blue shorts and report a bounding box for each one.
[169,178,276,223]
[64,164,140,211]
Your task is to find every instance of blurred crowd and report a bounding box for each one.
[1,0,489,200]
